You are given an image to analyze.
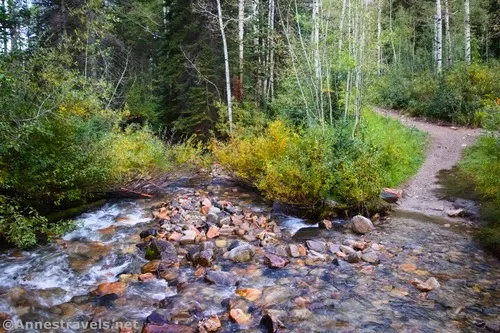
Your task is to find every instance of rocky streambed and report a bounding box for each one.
[0,175,499,332]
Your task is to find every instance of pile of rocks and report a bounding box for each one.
[124,193,386,331]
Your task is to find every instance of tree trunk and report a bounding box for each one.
[338,0,347,53]
[312,0,323,124]
[389,0,397,64]
[216,0,233,133]
[444,0,452,66]
[1,0,6,54]
[7,0,17,52]
[436,0,442,74]
[265,0,275,104]
[252,0,261,106]
[377,0,382,76]
[238,0,245,96]
[464,0,471,65]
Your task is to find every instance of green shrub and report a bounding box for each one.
[0,50,205,248]
[212,109,426,210]
[460,134,500,255]
[0,196,75,248]
[375,63,500,126]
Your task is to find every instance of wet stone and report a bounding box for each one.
[145,239,177,263]
[351,215,374,234]
[142,323,195,333]
[226,244,255,262]
[206,225,220,239]
[264,253,289,268]
[361,251,380,264]
[236,288,262,301]
[340,245,356,255]
[346,252,362,263]
[92,293,119,309]
[319,219,333,230]
[275,245,288,257]
[91,282,126,296]
[218,216,231,226]
[327,243,341,254]
[215,239,227,248]
[229,308,252,327]
[204,270,238,286]
[219,225,235,236]
[287,244,301,258]
[306,240,326,252]
[198,249,215,267]
[197,315,221,333]
[305,251,327,265]
[140,228,157,239]
[206,212,220,225]
[180,230,197,245]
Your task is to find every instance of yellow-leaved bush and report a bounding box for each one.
[212,110,427,210]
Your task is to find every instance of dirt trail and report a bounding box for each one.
[375,107,483,222]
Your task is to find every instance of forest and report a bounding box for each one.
[0,0,498,250]
[0,0,500,331]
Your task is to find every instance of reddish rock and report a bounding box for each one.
[180,230,197,245]
[352,241,369,251]
[294,296,311,308]
[141,260,162,274]
[319,219,333,230]
[229,309,252,327]
[264,253,289,268]
[168,232,182,242]
[207,225,220,239]
[381,188,403,203]
[194,267,205,277]
[92,282,126,296]
[197,315,221,333]
[98,225,116,235]
[153,207,169,220]
[139,273,155,282]
[297,244,307,256]
[201,198,212,208]
[200,206,210,215]
[336,251,346,259]
[236,288,262,301]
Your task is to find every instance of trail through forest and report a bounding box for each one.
[375,107,483,222]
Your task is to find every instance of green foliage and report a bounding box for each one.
[0,50,204,248]
[212,110,426,210]
[0,196,75,248]
[460,134,500,255]
[375,63,500,127]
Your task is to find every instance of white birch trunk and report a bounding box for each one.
[216,0,233,133]
[338,0,348,53]
[238,0,245,90]
[389,0,397,64]
[268,0,275,101]
[312,0,320,79]
[464,0,471,65]
[252,0,261,105]
[312,0,323,124]
[444,0,452,66]
[377,0,382,76]
[436,0,443,74]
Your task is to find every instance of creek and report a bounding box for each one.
[0,175,498,332]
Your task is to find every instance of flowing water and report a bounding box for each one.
[0,176,498,332]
